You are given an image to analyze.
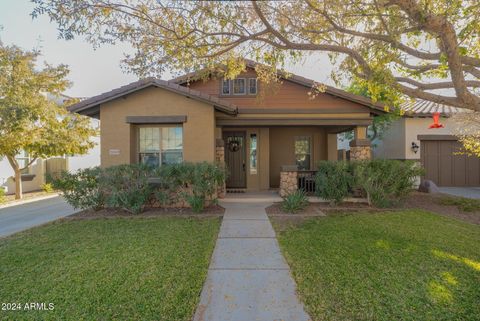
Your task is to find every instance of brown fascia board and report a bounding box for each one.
[68,78,238,116]
[170,59,386,114]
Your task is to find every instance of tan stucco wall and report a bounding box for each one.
[100,86,215,167]
[373,117,455,160]
[269,127,327,187]
[404,117,455,159]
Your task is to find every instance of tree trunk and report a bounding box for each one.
[6,155,23,200]
[14,168,22,200]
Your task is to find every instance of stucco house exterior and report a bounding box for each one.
[69,62,385,194]
[373,100,480,187]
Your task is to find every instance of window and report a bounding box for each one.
[248,78,257,94]
[16,150,31,174]
[295,136,311,170]
[233,78,246,94]
[250,133,257,174]
[221,79,230,95]
[138,126,183,167]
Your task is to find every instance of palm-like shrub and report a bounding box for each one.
[281,190,309,213]
[354,160,423,207]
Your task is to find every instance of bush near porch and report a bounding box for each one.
[315,160,423,207]
[52,162,226,214]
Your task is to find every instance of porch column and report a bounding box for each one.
[349,126,371,160]
[215,138,226,198]
[279,165,298,197]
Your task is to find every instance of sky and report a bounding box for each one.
[0,0,334,98]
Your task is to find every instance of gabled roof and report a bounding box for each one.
[401,99,471,117]
[68,78,238,116]
[170,59,386,114]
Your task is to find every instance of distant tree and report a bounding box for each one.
[451,112,480,157]
[341,79,401,143]
[0,42,97,199]
[33,0,480,111]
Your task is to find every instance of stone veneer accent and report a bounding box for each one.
[349,139,372,160]
[216,139,226,198]
[279,166,299,197]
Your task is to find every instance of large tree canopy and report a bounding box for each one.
[32,0,480,111]
[0,42,97,199]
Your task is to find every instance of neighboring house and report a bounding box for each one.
[68,61,386,192]
[373,100,480,187]
[0,94,100,194]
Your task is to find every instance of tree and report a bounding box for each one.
[0,43,97,199]
[340,79,401,143]
[450,112,480,157]
[32,0,480,111]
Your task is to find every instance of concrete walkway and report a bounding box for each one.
[0,196,76,238]
[439,187,480,199]
[194,200,310,321]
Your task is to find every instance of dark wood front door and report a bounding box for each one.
[223,131,246,188]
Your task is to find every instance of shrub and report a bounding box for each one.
[315,161,354,205]
[51,167,105,211]
[282,190,309,213]
[41,183,54,193]
[439,196,480,212]
[100,164,153,214]
[152,162,226,209]
[0,188,5,204]
[52,163,226,213]
[186,195,206,213]
[354,160,423,207]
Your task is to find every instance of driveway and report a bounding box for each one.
[439,187,480,199]
[0,196,77,238]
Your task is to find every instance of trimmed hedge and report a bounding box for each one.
[52,162,226,214]
[315,159,423,207]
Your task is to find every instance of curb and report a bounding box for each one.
[0,193,60,210]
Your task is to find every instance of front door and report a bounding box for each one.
[223,131,246,188]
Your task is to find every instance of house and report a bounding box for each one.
[68,62,385,194]
[373,100,480,187]
[0,94,100,194]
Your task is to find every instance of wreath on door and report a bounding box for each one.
[228,140,241,152]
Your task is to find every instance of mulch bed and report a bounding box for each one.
[67,205,225,220]
[267,191,480,226]
[401,192,480,225]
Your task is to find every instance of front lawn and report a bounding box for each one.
[275,210,480,321]
[0,217,220,321]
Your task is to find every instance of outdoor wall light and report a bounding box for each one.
[411,142,419,154]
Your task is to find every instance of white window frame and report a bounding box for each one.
[221,79,231,95]
[138,125,183,167]
[248,78,257,95]
[294,136,312,170]
[232,78,246,95]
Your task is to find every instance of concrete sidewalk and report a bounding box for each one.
[194,201,310,321]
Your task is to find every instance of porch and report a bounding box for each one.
[215,125,371,195]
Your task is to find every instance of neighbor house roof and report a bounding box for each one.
[401,99,470,117]
[68,78,238,117]
[170,59,386,114]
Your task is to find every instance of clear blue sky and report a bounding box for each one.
[0,0,333,98]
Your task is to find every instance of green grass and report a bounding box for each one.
[276,210,480,321]
[0,217,220,321]
[438,196,480,212]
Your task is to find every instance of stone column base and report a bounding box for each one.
[349,139,371,160]
[279,165,299,197]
